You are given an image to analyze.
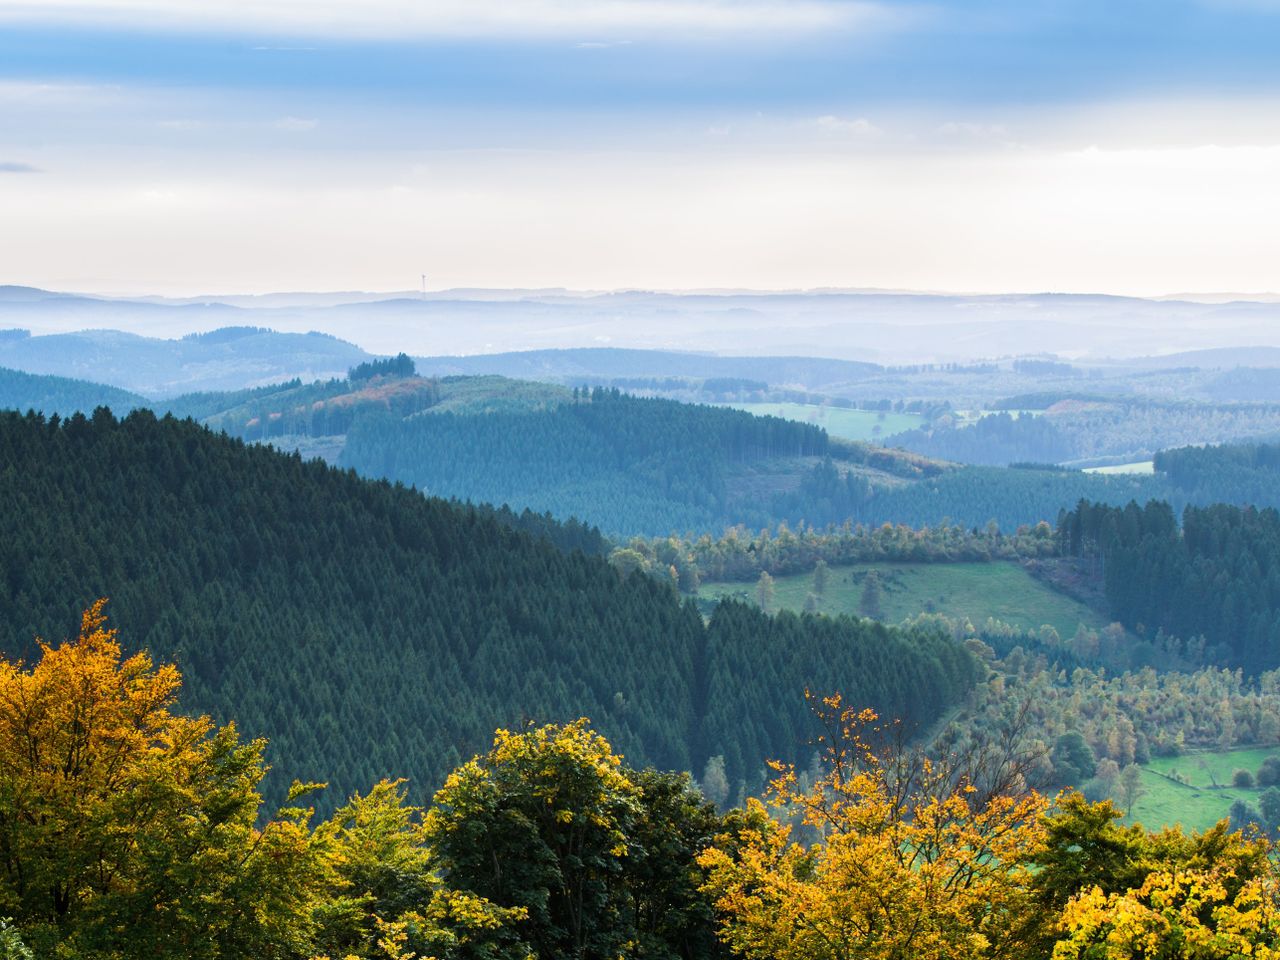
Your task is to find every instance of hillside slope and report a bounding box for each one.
[0,408,977,807]
[0,366,146,415]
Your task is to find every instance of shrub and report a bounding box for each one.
[1257,756,1280,787]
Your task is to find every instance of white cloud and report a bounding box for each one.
[937,121,1008,138]
[812,115,881,136]
[0,0,909,39]
[0,81,122,105]
[0,161,38,172]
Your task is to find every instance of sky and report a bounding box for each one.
[1,0,1279,296]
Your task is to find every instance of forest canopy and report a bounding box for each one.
[0,407,976,808]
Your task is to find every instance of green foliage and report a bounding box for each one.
[340,388,829,536]
[0,920,31,960]
[887,411,1075,466]
[0,407,974,812]
[0,366,145,416]
[1059,498,1280,671]
[1051,733,1097,787]
[425,722,729,960]
[349,353,416,382]
[1030,793,1150,914]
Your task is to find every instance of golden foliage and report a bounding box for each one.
[1054,867,1280,959]
[699,694,1050,960]
[0,601,328,958]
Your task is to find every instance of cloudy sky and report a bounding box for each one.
[1,0,1278,296]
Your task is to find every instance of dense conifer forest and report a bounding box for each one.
[339,387,830,534]
[0,407,975,807]
[0,366,145,416]
[1058,497,1280,672]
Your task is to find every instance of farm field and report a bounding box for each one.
[716,401,924,442]
[698,560,1113,639]
[1083,460,1156,475]
[1131,746,1280,833]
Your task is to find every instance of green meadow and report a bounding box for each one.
[1127,746,1280,833]
[699,560,1113,640]
[716,402,925,442]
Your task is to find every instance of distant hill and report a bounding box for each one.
[6,285,1280,363]
[1122,346,1280,370]
[0,407,977,808]
[1204,367,1280,402]
[0,326,372,397]
[0,366,146,415]
[414,347,882,391]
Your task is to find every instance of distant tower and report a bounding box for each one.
[420,274,427,300]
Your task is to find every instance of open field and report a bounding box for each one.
[716,402,924,442]
[699,560,1113,639]
[1083,460,1156,475]
[1130,746,1280,833]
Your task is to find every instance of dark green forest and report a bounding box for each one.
[0,366,145,415]
[0,407,975,808]
[339,388,830,535]
[885,411,1076,466]
[1155,440,1280,505]
[1058,497,1280,673]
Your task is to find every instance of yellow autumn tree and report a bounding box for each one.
[0,600,328,959]
[1054,866,1280,959]
[698,695,1050,960]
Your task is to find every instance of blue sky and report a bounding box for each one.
[1,0,1278,294]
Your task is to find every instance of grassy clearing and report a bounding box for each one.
[699,561,1111,639]
[1130,746,1280,833]
[1083,461,1155,475]
[716,402,924,442]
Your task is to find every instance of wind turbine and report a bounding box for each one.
[420,274,427,300]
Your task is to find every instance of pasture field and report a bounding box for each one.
[1131,746,1280,833]
[1083,460,1156,475]
[716,402,924,442]
[698,560,1112,639]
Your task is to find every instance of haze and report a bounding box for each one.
[2,0,1280,299]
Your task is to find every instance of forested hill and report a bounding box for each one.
[0,407,976,808]
[1059,498,1280,673]
[0,365,146,415]
[1155,440,1280,506]
[340,387,830,535]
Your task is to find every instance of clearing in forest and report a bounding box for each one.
[698,560,1111,640]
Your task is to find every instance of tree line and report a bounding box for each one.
[1057,498,1280,672]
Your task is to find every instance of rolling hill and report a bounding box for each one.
[0,407,978,809]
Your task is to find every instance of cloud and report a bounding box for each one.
[0,81,121,106]
[0,0,910,40]
[812,115,881,136]
[575,40,634,48]
[275,116,318,132]
[937,121,1008,138]
[0,161,39,173]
